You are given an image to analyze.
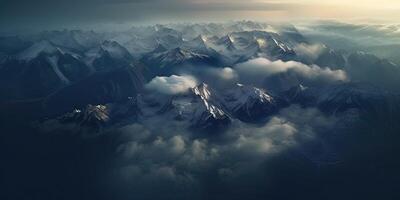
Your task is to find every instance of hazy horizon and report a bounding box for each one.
[2,1,400,200]
[1,0,400,33]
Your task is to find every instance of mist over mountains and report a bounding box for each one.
[1,21,400,200]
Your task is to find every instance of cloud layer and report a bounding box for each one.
[233,58,348,90]
[111,105,338,199]
[145,75,197,95]
[293,43,326,62]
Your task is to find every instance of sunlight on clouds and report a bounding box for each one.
[254,0,400,21]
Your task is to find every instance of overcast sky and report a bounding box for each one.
[1,0,399,31]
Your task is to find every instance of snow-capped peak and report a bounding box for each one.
[225,84,274,106]
[190,83,230,126]
[223,84,277,121]
[100,40,132,60]
[18,40,58,61]
[216,35,236,51]
[59,104,111,127]
[182,35,208,52]
[192,83,212,100]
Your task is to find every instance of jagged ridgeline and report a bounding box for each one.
[2,20,400,200]
[1,21,400,134]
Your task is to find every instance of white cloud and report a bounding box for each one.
[145,75,197,95]
[232,117,296,154]
[293,43,325,61]
[109,104,341,199]
[115,105,336,183]
[184,66,239,89]
[215,67,238,80]
[234,58,348,87]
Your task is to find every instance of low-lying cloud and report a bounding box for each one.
[145,75,197,95]
[112,105,338,199]
[233,58,348,89]
[293,43,325,62]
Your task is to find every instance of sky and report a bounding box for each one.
[1,0,399,31]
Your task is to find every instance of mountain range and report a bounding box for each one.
[1,21,400,136]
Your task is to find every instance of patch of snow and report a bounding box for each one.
[46,56,71,84]
[18,41,57,61]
